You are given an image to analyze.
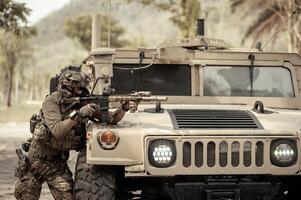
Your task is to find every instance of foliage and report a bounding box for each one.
[64,15,128,51]
[129,0,201,38]
[0,0,31,35]
[0,0,36,107]
[230,0,301,53]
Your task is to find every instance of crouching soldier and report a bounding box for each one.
[14,69,130,200]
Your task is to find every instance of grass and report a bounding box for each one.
[0,103,42,123]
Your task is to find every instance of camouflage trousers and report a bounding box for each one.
[14,160,73,200]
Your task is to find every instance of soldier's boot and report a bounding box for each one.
[14,174,42,200]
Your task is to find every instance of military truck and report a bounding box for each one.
[73,19,301,200]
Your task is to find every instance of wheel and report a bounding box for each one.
[73,149,124,200]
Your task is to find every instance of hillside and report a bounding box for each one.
[32,0,178,76]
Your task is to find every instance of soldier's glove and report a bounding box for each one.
[121,101,130,111]
[79,103,98,117]
[122,101,138,113]
[129,101,138,113]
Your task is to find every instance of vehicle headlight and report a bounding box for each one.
[148,140,176,168]
[270,139,298,167]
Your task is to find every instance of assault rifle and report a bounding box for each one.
[61,91,168,121]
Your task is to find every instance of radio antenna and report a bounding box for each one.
[107,0,111,48]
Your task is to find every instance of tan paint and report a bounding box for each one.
[85,36,301,178]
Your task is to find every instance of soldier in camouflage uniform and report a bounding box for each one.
[14,70,129,200]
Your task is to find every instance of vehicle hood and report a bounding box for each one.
[116,104,301,136]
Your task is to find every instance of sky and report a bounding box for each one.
[16,0,71,24]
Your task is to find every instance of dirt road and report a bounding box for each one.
[0,123,77,200]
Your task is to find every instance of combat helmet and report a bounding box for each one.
[58,69,92,97]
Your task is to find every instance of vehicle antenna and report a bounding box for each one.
[107,0,111,48]
[261,11,296,50]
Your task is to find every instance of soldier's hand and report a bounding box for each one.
[88,103,100,110]
[129,101,138,113]
[79,104,97,117]
[122,101,138,113]
[121,101,130,111]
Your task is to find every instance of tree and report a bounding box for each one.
[0,0,36,107]
[230,0,301,54]
[0,0,30,34]
[0,31,34,107]
[129,0,202,38]
[64,15,128,51]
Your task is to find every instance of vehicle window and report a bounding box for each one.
[203,66,294,97]
[112,64,191,95]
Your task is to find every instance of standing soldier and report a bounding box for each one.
[14,69,130,200]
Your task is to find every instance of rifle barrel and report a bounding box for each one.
[109,96,167,102]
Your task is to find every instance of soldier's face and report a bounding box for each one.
[74,86,83,96]
[73,86,89,96]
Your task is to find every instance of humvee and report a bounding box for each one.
[73,19,301,200]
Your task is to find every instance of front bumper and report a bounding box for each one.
[132,175,299,200]
[167,179,280,200]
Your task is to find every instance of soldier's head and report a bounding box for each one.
[58,70,92,97]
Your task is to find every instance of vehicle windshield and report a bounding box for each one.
[204,66,294,97]
[112,64,191,95]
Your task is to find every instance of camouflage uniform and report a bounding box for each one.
[14,70,92,200]
[14,69,128,200]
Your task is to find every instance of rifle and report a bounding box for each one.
[62,91,168,113]
[61,91,167,122]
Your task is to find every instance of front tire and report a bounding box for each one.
[73,149,123,200]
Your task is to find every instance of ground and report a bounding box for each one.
[0,122,77,200]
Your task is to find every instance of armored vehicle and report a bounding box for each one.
[73,19,301,200]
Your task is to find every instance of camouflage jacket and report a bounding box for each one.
[28,91,85,162]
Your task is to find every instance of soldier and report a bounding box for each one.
[14,69,130,200]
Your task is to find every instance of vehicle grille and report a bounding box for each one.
[169,109,262,129]
[182,140,264,168]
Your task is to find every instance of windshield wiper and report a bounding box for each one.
[248,54,255,96]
